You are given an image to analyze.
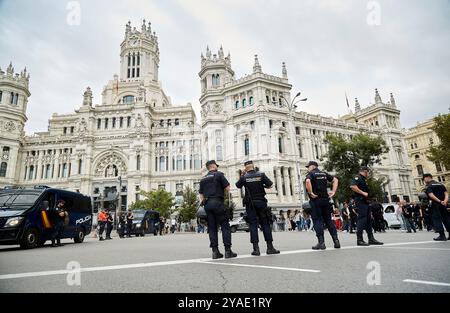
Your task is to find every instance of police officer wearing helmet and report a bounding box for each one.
[423,173,450,241]
[350,166,383,246]
[236,161,280,256]
[305,161,340,250]
[199,160,237,259]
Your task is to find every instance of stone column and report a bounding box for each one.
[283,167,292,202]
[276,166,283,202]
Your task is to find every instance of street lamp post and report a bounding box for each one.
[281,92,308,204]
[116,176,122,228]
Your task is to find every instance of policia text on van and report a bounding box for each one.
[0,186,92,249]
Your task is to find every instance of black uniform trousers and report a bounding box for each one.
[431,203,450,233]
[310,198,338,238]
[356,199,373,237]
[51,220,64,242]
[106,222,113,238]
[204,198,232,248]
[98,221,106,237]
[245,199,273,244]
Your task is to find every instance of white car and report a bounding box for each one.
[382,203,402,229]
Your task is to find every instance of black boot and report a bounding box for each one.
[251,243,261,256]
[51,240,57,247]
[225,246,237,259]
[434,232,447,241]
[266,241,280,254]
[99,237,104,241]
[57,239,63,247]
[212,247,224,259]
[368,234,383,245]
[357,234,369,246]
[312,235,326,250]
[332,236,341,249]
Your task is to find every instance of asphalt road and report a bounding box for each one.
[0,230,449,293]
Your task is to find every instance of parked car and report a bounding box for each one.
[118,209,160,237]
[229,216,250,233]
[382,203,402,229]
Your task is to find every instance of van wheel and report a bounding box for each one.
[231,226,237,233]
[74,229,85,243]
[20,228,40,249]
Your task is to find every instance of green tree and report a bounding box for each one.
[322,133,390,203]
[224,190,236,220]
[129,189,175,218]
[428,114,450,169]
[177,186,199,223]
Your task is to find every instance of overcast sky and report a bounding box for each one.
[1,0,449,134]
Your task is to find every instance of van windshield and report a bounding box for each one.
[0,191,41,210]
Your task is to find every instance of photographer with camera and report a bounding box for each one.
[236,161,280,256]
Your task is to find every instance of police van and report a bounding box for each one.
[0,185,93,249]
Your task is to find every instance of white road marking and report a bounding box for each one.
[196,261,320,273]
[403,279,450,287]
[0,240,442,281]
[374,247,450,251]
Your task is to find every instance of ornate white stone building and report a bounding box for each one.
[0,20,415,212]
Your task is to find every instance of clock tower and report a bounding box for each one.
[120,20,160,83]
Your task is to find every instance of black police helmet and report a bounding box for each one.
[422,173,432,180]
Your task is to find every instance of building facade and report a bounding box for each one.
[404,118,449,193]
[0,20,415,212]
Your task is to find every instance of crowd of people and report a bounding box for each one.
[267,198,438,235]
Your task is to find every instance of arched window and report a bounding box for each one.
[242,99,247,108]
[216,146,223,161]
[416,165,424,176]
[104,118,109,129]
[97,119,101,129]
[159,156,166,172]
[249,97,254,106]
[194,154,201,170]
[136,155,141,171]
[28,165,35,180]
[278,137,284,154]
[0,162,7,177]
[266,96,270,104]
[244,137,250,156]
[235,101,239,110]
[123,95,135,104]
[78,159,82,175]
[177,155,183,171]
[62,163,68,178]
[435,162,442,172]
[14,93,19,105]
[45,164,51,179]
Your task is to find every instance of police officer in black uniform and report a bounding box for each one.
[305,161,340,250]
[199,160,237,259]
[105,209,114,240]
[350,166,383,246]
[49,200,67,247]
[423,173,450,241]
[236,161,280,256]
